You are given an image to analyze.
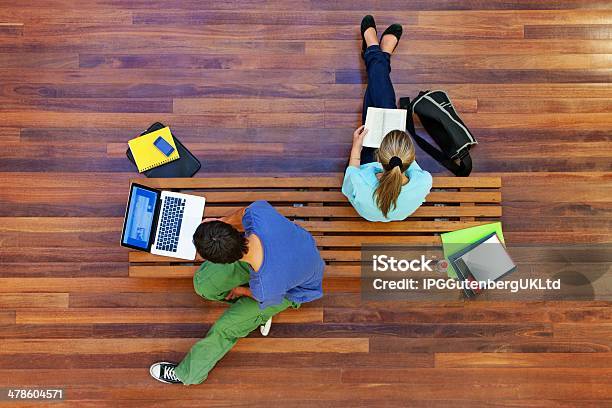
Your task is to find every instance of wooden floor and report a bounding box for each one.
[1,1,611,406]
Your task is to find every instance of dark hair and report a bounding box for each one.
[192,221,248,264]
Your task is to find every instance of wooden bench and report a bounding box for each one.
[128,175,502,280]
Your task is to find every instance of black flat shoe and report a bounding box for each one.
[380,24,403,54]
[360,15,376,57]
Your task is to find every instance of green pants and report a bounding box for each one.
[174,261,298,385]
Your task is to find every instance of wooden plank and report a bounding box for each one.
[349,54,612,70]
[371,337,612,354]
[337,69,612,85]
[327,112,612,130]
[525,24,612,40]
[309,39,612,56]
[0,7,132,24]
[416,10,612,26]
[339,368,612,388]
[0,52,79,68]
[134,176,502,189]
[477,98,612,114]
[132,10,418,26]
[553,323,612,341]
[0,68,333,85]
[0,278,195,293]
[0,277,359,293]
[128,241,451,263]
[129,264,361,279]
[0,293,69,308]
[15,307,323,324]
[390,83,612,99]
[0,311,16,324]
[0,380,604,401]
[0,350,433,369]
[68,292,205,308]
[0,98,173,113]
[313,235,441,247]
[0,338,369,354]
[166,191,501,204]
[324,306,553,324]
[0,247,127,263]
[201,205,502,218]
[436,353,612,368]
[0,128,20,143]
[174,98,325,114]
[0,23,23,36]
[460,187,476,222]
[297,220,489,232]
[0,217,123,232]
[0,367,343,386]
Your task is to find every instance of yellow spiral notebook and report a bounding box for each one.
[128,126,180,172]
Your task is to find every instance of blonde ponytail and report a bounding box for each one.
[373,130,416,217]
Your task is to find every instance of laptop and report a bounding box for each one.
[121,183,206,260]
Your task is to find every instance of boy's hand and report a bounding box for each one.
[225,286,250,300]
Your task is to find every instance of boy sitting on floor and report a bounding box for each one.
[149,200,325,385]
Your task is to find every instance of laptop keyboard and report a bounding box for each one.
[155,196,186,253]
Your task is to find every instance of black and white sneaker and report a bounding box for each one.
[149,362,183,384]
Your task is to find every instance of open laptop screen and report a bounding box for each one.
[122,185,160,250]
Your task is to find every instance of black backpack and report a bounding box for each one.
[400,90,477,176]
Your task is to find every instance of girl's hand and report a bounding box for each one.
[352,125,368,149]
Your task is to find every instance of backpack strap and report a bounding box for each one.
[399,97,472,177]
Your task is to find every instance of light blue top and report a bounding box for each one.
[342,161,433,222]
[243,201,324,309]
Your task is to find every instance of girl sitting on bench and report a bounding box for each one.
[342,15,432,222]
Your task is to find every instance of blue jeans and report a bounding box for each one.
[360,45,397,165]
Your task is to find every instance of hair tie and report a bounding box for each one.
[388,156,403,170]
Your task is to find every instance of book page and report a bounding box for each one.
[363,107,384,148]
[363,108,408,148]
[382,109,407,137]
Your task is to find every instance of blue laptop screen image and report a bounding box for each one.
[123,186,159,249]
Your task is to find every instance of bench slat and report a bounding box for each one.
[134,176,501,189]
[129,265,362,279]
[314,235,441,246]
[191,191,501,204]
[203,205,502,218]
[298,220,489,232]
[131,249,363,264]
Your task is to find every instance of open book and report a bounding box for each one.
[363,107,408,148]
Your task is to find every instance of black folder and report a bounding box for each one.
[126,122,201,178]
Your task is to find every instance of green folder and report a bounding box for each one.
[441,222,505,279]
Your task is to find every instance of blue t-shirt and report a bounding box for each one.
[243,201,324,309]
[342,161,432,222]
